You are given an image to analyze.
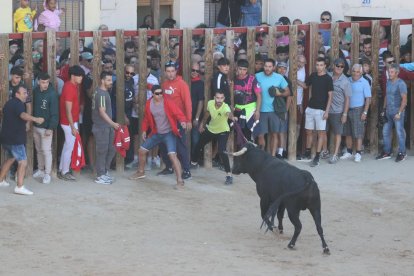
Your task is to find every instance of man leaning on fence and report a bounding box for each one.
[0,85,44,195]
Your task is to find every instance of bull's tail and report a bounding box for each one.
[262,172,316,232]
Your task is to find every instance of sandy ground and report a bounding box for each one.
[1,153,414,276]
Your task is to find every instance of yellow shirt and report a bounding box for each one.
[14,7,36,32]
[206,100,231,134]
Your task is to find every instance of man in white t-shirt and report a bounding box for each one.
[296,55,306,153]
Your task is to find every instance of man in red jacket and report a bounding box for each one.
[158,61,193,180]
[129,85,188,189]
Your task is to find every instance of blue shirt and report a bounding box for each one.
[349,77,371,108]
[240,2,261,27]
[255,71,288,112]
[386,78,407,114]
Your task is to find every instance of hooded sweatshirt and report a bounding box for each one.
[33,83,59,129]
[162,76,192,122]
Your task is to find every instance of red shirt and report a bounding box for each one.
[60,81,80,125]
[162,76,192,122]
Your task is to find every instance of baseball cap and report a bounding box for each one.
[277,62,288,68]
[334,58,345,66]
[81,52,93,60]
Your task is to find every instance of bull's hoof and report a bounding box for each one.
[323,247,330,255]
[287,243,295,250]
[279,229,283,234]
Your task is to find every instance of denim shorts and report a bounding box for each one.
[2,144,27,162]
[141,132,177,154]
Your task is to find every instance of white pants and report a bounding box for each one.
[33,127,53,175]
[59,123,78,174]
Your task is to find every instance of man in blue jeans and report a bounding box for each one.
[0,85,44,195]
[376,64,408,162]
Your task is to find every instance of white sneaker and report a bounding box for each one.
[14,186,34,195]
[94,176,112,185]
[340,152,353,160]
[354,153,362,163]
[0,180,10,187]
[42,174,51,184]
[103,172,115,182]
[33,170,45,178]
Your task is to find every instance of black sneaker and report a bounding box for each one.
[376,152,391,160]
[182,170,192,180]
[225,176,233,185]
[298,154,312,162]
[310,157,320,167]
[276,154,283,159]
[395,152,406,163]
[190,162,199,169]
[282,150,288,159]
[157,167,174,176]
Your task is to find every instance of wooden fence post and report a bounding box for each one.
[115,29,126,173]
[138,29,148,146]
[309,22,319,156]
[182,28,193,158]
[151,0,160,30]
[226,29,235,155]
[160,28,170,82]
[70,30,80,66]
[203,28,214,168]
[288,25,298,161]
[46,31,57,176]
[92,31,103,91]
[24,32,34,176]
[411,19,414,149]
[267,26,276,60]
[350,23,360,67]
[391,20,401,66]
[370,20,380,155]
[0,34,9,165]
[247,27,256,74]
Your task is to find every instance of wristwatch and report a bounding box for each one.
[363,111,368,115]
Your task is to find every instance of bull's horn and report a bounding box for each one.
[232,147,247,156]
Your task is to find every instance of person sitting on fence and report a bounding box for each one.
[14,0,38,33]
[36,0,65,32]
[233,59,261,142]
[191,89,237,185]
[58,65,85,181]
[0,85,44,195]
[376,64,408,163]
[32,72,59,184]
[129,85,188,190]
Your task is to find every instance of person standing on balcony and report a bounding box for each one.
[13,0,38,33]
[216,0,244,28]
[240,0,261,27]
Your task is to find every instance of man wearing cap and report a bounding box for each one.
[255,58,290,156]
[158,61,192,180]
[327,58,352,164]
[341,64,371,163]
[58,65,84,181]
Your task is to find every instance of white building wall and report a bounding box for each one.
[100,0,137,30]
[173,0,205,28]
[0,1,15,34]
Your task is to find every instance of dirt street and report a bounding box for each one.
[1,154,414,275]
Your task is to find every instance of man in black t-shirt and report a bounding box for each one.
[211,57,231,106]
[190,62,205,157]
[298,57,333,167]
[0,85,44,195]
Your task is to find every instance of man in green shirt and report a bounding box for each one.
[191,90,237,185]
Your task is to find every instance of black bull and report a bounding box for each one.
[229,143,330,254]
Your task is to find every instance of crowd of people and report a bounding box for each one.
[1,1,414,196]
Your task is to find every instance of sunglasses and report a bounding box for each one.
[321,17,331,22]
[153,91,163,96]
[32,54,41,58]
[335,64,344,68]
[192,69,201,73]
[165,61,177,67]
[125,71,135,76]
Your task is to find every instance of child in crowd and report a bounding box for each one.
[13,0,37,33]
[36,0,65,31]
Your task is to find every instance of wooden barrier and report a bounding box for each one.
[350,23,360,67]
[247,27,256,75]
[370,20,380,155]
[115,30,126,172]
[411,19,414,149]
[287,25,298,161]
[138,28,148,146]
[329,22,340,154]
[203,29,214,168]
[0,34,9,165]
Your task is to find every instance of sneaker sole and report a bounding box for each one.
[129,175,146,180]
[377,157,391,160]
[94,181,112,185]
[14,191,33,195]
[297,159,312,162]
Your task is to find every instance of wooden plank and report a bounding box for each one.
[151,0,160,30]
[350,23,360,67]
[23,32,34,176]
[329,22,340,154]
[70,30,80,66]
[0,34,9,165]
[226,30,235,155]
[160,28,170,82]
[92,31,103,92]
[203,29,214,169]
[288,25,298,161]
[46,31,57,176]
[330,22,340,63]
[138,29,148,145]
[411,19,414,149]
[309,22,319,156]
[247,27,256,74]
[115,29,126,173]
[370,20,380,155]
[267,26,277,60]
[182,28,192,157]
[391,20,401,66]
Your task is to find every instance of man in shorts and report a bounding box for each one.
[129,85,188,189]
[0,85,44,195]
